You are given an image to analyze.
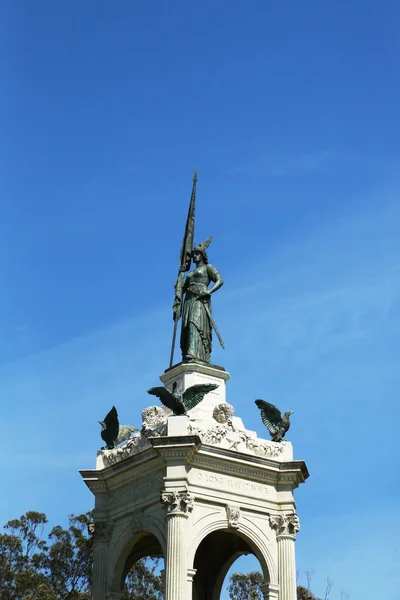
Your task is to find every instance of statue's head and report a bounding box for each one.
[192,248,208,265]
[192,237,212,265]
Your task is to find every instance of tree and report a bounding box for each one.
[124,558,164,600]
[228,571,263,600]
[0,511,50,600]
[297,586,322,600]
[2,511,341,600]
[0,511,163,600]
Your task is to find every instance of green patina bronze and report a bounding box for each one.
[179,239,224,363]
[169,174,224,366]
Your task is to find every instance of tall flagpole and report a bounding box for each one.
[169,171,197,368]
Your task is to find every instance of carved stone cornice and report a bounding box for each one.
[226,505,241,528]
[161,490,194,515]
[194,454,280,484]
[151,435,201,464]
[269,513,300,538]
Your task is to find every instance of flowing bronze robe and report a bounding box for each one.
[180,264,220,363]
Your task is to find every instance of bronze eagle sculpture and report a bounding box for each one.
[99,406,138,450]
[147,382,218,415]
[255,399,293,442]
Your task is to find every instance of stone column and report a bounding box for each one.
[90,521,113,600]
[161,491,194,600]
[269,514,300,600]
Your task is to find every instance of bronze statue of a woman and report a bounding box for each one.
[179,237,224,363]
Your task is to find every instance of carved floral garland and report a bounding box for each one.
[100,403,285,466]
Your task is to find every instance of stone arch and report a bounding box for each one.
[189,517,276,584]
[108,514,166,592]
[189,517,277,600]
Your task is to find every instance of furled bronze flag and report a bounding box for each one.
[169,171,197,367]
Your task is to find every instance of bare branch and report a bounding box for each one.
[324,575,333,600]
[305,570,314,591]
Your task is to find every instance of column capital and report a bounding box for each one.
[161,490,194,515]
[269,513,300,539]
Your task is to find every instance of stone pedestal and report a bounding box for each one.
[160,362,230,427]
[167,415,189,436]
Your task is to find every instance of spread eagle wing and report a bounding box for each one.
[255,400,282,436]
[147,387,178,412]
[103,406,119,442]
[182,383,218,411]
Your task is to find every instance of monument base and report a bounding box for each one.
[160,362,230,429]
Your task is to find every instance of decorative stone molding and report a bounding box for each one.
[89,521,113,544]
[99,399,287,467]
[188,422,230,444]
[100,423,167,466]
[131,517,142,533]
[187,421,285,459]
[260,582,279,600]
[161,491,194,514]
[241,432,285,458]
[142,405,166,430]
[269,513,300,538]
[213,402,234,424]
[226,505,241,528]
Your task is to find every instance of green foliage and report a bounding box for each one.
[123,558,164,600]
[297,586,322,600]
[228,571,263,600]
[0,511,164,600]
[1,511,326,600]
[228,572,324,600]
[0,511,49,600]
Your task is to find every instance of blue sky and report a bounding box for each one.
[1,1,399,598]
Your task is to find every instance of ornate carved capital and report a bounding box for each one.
[161,490,194,514]
[89,521,113,544]
[269,513,300,538]
[226,505,241,528]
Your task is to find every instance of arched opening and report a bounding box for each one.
[111,530,165,597]
[221,554,264,599]
[192,529,268,600]
[122,532,163,579]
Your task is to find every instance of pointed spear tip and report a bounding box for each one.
[193,169,198,183]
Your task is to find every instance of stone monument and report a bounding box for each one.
[80,174,309,600]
